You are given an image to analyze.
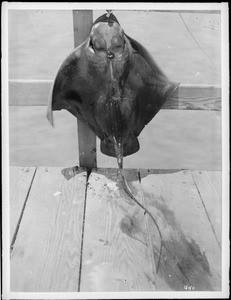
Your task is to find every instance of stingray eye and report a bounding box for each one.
[90,37,106,52]
[113,42,124,52]
[118,44,124,50]
[94,39,106,51]
[112,36,125,51]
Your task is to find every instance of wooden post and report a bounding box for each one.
[72,10,97,169]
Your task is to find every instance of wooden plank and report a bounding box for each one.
[72,10,96,169]
[10,167,36,243]
[164,84,221,110]
[203,171,222,195]
[9,80,221,111]
[77,120,97,169]
[139,169,221,291]
[11,167,87,292]
[191,170,222,249]
[80,168,158,292]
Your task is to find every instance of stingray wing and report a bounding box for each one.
[126,35,179,137]
[47,41,90,126]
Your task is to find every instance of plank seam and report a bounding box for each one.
[77,169,90,292]
[190,172,221,251]
[10,167,37,254]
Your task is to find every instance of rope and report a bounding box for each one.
[178,13,220,75]
[106,10,112,18]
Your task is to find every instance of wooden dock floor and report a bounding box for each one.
[10,167,222,292]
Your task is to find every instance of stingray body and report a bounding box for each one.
[47,13,178,166]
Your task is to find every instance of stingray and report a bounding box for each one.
[47,12,178,166]
[47,12,179,274]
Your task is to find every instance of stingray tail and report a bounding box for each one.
[115,136,163,274]
[113,137,123,169]
[120,169,163,274]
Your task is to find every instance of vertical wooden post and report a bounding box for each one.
[72,10,97,169]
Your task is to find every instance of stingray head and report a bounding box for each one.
[87,19,131,82]
[90,21,124,56]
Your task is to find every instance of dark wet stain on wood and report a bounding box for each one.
[10,167,221,292]
[119,214,147,246]
[61,166,86,180]
[149,199,213,291]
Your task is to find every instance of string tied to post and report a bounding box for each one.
[106,10,112,18]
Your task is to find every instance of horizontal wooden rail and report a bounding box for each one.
[9,80,221,111]
[164,83,221,110]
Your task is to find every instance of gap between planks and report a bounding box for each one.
[10,167,221,292]
[79,168,221,291]
[79,168,159,292]
[138,168,221,291]
[10,167,88,292]
[77,169,90,292]
[190,170,221,250]
[10,167,37,253]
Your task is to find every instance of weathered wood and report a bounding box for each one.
[10,167,87,292]
[139,169,221,291]
[77,120,97,169]
[72,10,96,168]
[9,80,221,111]
[9,167,222,292]
[10,167,36,242]
[80,168,158,291]
[191,170,222,248]
[164,84,221,110]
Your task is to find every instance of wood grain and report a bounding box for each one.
[164,84,221,110]
[9,167,222,292]
[80,168,158,292]
[10,167,36,242]
[72,10,96,169]
[139,169,221,291]
[191,170,222,248]
[77,120,97,169]
[9,81,221,111]
[10,167,87,292]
